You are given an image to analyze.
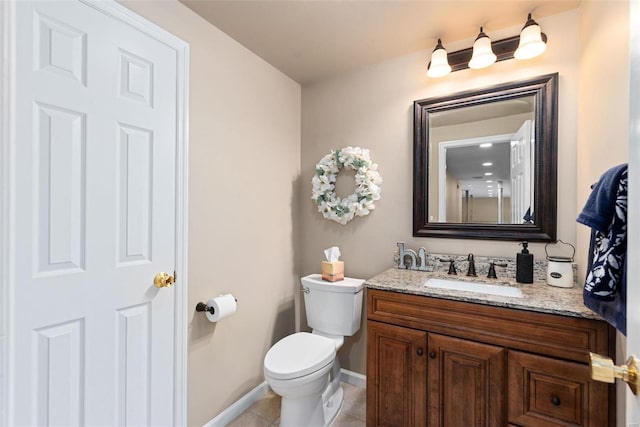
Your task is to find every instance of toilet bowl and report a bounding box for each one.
[263,275,364,427]
[264,333,338,426]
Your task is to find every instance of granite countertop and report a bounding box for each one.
[365,267,599,320]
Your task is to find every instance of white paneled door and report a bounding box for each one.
[509,120,534,224]
[2,1,188,425]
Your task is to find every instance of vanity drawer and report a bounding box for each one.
[367,289,612,363]
[508,350,608,427]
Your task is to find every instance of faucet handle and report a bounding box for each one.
[439,259,457,275]
[487,262,507,279]
[466,254,477,277]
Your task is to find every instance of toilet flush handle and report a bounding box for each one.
[301,287,310,294]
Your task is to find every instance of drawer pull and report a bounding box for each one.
[417,348,423,356]
[429,351,436,359]
[550,395,561,406]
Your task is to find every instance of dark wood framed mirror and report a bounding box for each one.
[413,73,558,241]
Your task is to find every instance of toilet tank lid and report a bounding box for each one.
[301,274,365,293]
[264,332,336,380]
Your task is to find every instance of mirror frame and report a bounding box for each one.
[413,73,558,241]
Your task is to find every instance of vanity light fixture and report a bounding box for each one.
[426,12,547,78]
[514,13,548,60]
[482,162,493,166]
[468,27,497,69]
[427,39,452,78]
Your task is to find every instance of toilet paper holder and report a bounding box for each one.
[195,298,238,316]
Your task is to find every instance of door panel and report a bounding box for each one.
[12,2,181,425]
[428,333,505,427]
[510,119,534,223]
[367,320,427,427]
[34,103,87,275]
[34,319,85,426]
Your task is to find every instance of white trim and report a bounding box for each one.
[173,31,190,427]
[0,0,15,425]
[203,382,272,427]
[79,0,187,50]
[203,370,366,427]
[1,1,189,424]
[437,133,512,221]
[340,368,366,389]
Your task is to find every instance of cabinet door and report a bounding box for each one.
[367,320,428,427]
[428,333,505,427]
[508,350,610,426]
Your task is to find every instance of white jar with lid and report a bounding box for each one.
[545,241,575,288]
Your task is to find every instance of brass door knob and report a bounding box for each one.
[154,272,175,288]
[589,352,638,395]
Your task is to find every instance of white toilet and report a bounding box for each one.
[263,274,364,427]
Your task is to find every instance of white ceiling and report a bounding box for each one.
[180,0,580,85]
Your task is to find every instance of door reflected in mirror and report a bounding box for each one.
[430,97,535,225]
[413,74,558,241]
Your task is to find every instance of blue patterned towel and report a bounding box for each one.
[577,164,627,334]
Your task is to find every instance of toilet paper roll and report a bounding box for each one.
[205,294,237,322]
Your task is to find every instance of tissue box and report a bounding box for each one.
[321,261,344,282]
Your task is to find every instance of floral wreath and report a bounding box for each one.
[311,146,382,225]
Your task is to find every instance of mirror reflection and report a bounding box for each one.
[428,96,535,224]
[413,73,558,241]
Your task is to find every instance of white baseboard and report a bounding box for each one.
[203,381,270,427]
[340,368,366,389]
[203,369,366,427]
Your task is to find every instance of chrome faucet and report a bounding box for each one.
[466,254,477,277]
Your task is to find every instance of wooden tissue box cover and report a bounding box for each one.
[321,261,344,282]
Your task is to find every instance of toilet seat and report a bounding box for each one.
[264,332,336,380]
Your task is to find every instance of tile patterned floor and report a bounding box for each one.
[227,382,365,427]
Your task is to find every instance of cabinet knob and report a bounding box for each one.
[429,351,436,359]
[550,395,561,406]
[416,348,423,356]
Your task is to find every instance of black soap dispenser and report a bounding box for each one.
[516,241,534,284]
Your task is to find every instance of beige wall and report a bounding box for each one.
[577,2,629,420]
[445,172,460,222]
[119,2,301,425]
[577,1,629,282]
[471,197,512,224]
[301,10,581,375]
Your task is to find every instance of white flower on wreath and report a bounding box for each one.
[311,146,383,225]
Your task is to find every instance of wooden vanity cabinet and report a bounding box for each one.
[367,321,427,426]
[366,289,615,427]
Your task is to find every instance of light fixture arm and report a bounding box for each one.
[522,13,537,29]
[446,35,521,72]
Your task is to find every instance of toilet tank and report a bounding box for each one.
[301,274,365,336]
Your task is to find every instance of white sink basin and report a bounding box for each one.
[424,277,523,298]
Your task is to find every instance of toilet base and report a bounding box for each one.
[279,384,343,427]
[324,385,344,427]
[278,359,344,427]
